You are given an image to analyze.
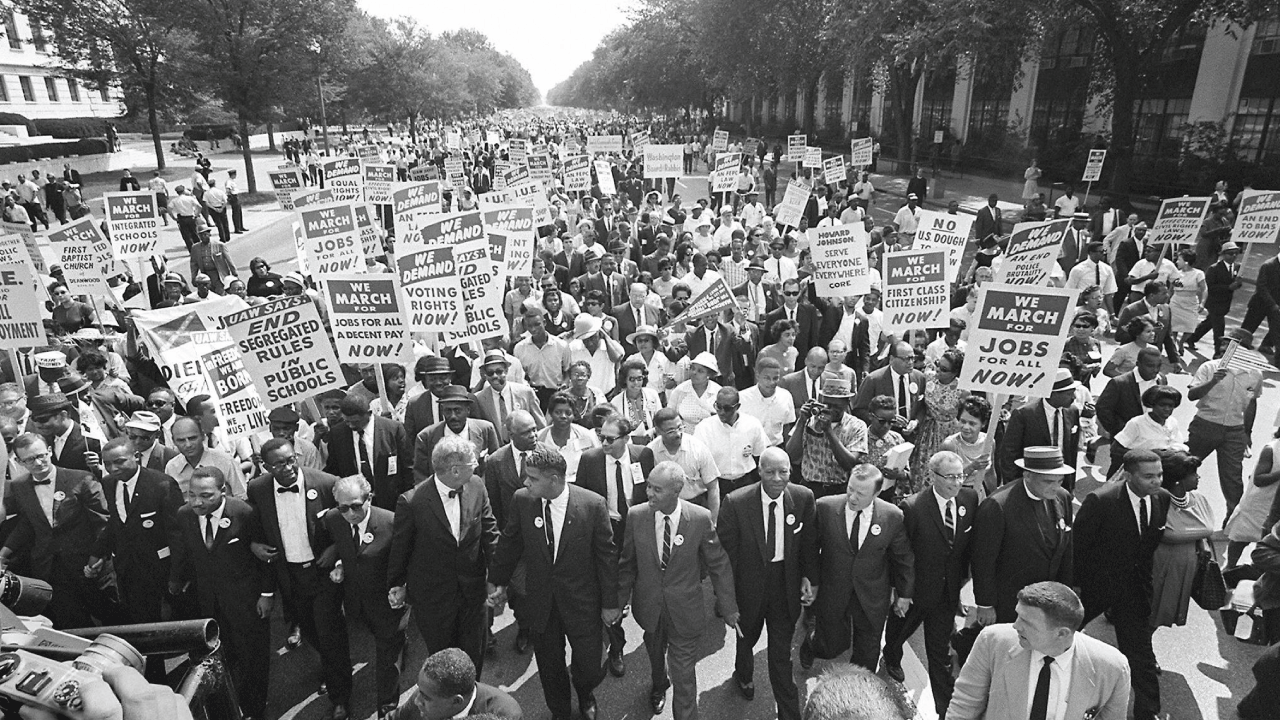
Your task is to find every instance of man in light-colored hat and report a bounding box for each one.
[785,374,868,499]
[31,350,68,395]
[997,368,1081,490]
[568,313,623,396]
[474,348,545,443]
[124,410,179,472]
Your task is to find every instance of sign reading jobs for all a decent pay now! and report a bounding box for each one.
[882,248,951,335]
[959,283,1078,398]
[222,294,345,409]
[103,192,160,260]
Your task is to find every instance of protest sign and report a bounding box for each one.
[528,154,552,186]
[914,210,976,282]
[822,156,845,185]
[0,262,43,348]
[269,169,304,210]
[363,163,396,205]
[292,188,334,208]
[442,238,506,344]
[322,273,411,362]
[508,138,528,164]
[803,147,823,169]
[408,164,437,182]
[850,138,873,167]
[502,163,531,188]
[587,135,623,155]
[486,130,502,146]
[595,160,618,195]
[493,160,510,190]
[1148,197,1212,246]
[712,129,729,152]
[298,203,363,276]
[322,157,363,203]
[133,295,248,403]
[712,152,741,194]
[0,234,40,283]
[445,158,466,191]
[483,205,534,276]
[222,295,345,409]
[354,204,382,260]
[397,228,461,333]
[446,131,462,150]
[392,181,442,239]
[663,276,735,329]
[483,181,552,227]
[562,155,591,192]
[104,192,160,260]
[631,130,649,151]
[807,223,871,298]
[995,219,1069,286]
[1082,149,1106,182]
[787,134,807,163]
[673,177,709,206]
[530,142,548,156]
[2,221,47,274]
[357,144,381,161]
[882,248,951,334]
[199,344,268,438]
[47,217,112,295]
[1234,189,1280,244]
[292,222,309,277]
[774,180,811,228]
[959,283,1078,398]
[643,145,684,178]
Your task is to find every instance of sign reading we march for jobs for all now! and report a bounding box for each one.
[960,284,1078,398]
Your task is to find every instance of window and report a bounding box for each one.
[1252,18,1280,55]
[919,98,953,137]
[43,77,57,102]
[1131,97,1190,159]
[824,69,846,132]
[784,93,797,128]
[100,85,110,102]
[3,12,19,49]
[0,76,7,102]
[66,78,78,101]
[19,76,33,102]
[1232,96,1280,163]
[28,18,45,52]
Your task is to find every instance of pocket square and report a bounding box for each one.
[140,511,156,518]
[227,537,240,544]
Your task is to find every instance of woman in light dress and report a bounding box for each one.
[910,348,967,492]
[1169,249,1207,351]
[1150,450,1215,628]
[822,339,857,385]
[759,319,799,374]
[537,391,600,485]
[1111,386,1188,471]
[1103,316,1157,378]
[611,357,663,444]
[1022,160,1042,204]
[1225,429,1280,567]
[666,352,721,432]
[940,395,993,500]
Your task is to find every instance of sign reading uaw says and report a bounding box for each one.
[222,295,344,409]
[959,283,1078,398]
[103,192,160,259]
[882,248,950,335]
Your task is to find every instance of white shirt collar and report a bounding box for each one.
[450,688,478,719]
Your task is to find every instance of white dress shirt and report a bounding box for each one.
[205,498,227,549]
[655,500,684,558]
[435,478,462,541]
[1042,402,1069,454]
[275,475,314,563]
[603,452,636,521]
[116,469,140,522]
[1126,482,1150,534]
[844,503,873,549]
[933,488,955,529]
[890,369,913,416]
[694,414,770,479]
[761,488,785,562]
[1026,642,1077,720]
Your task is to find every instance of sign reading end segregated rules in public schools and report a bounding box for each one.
[959,283,1078,398]
[222,294,345,409]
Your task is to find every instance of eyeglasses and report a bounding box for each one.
[892,354,913,361]
[16,451,50,465]
[146,399,171,408]
[782,291,800,296]
[266,456,297,468]
[598,433,623,443]
[30,414,58,424]
[627,375,646,383]
[932,469,965,481]
[1072,323,1092,329]
[715,403,740,411]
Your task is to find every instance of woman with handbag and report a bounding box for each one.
[1225,428,1280,568]
[1150,450,1217,627]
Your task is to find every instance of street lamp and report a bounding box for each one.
[310,41,329,154]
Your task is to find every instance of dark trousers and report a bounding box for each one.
[1084,596,1159,719]
[211,595,270,718]
[1187,311,1226,348]
[1187,417,1247,519]
[533,599,605,718]
[735,563,800,720]
[883,600,957,716]
[606,521,627,658]
[208,207,230,243]
[1242,296,1280,350]
[229,194,245,232]
[21,202,45,231]
[282,562,353,705]
[346,593,407,706]
[177,215,199,251]
[810,594,886,671]
[413,595,488,679]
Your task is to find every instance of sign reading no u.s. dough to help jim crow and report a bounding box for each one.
[881,248,950,335]
[959,283,1078,398]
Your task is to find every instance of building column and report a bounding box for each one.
[951,57,975,142]
[1190,20,1254,129]
[842,75,855,134]
[871,81,886,137]
[1007,54,1040,141]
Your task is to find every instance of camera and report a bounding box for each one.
[0,634,143,715]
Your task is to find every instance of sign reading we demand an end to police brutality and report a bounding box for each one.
[995,219,1069,286]
[881,248,950,335]
[960,283,1078,398]
[222,294,345,409]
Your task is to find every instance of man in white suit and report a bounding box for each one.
[948,581,1130,720]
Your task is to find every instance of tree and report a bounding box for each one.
[343,17,462,140]
[16,0,201,169]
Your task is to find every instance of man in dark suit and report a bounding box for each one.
[575,414,655,675]
[716,448,815,718]
[816,296,872,385]
[247,438,352,720]
[413,386,501,483]
[777,347,829,419]
[1115,283,1178,362]
[1073,448,1170,720]
[973,194,1003,243]
[28,392,102,475]
[389,434,499,677]
[849,341,925,437]
[684,312,752,389]
[323,394,412,511]
[879,450,978,716]
[319,476,408,718]
[484,410,542,655]
[1242,247,1280,354]
[1089,196,1124,239]
[91,438,182,627]
[581,256,628,309]
[1111,220,1145,302]
[1187,240,1241,350]
[123,411,180,473]
[404,356,459,444]
[732,259,778,323]
[972,446,1075,624]
[764,278,823,367]
[490,447,617,720]
[474,351,545,444]
[1095,346,1166,474]
[0,432,114,629]
[612,283,665,355]
[384,648,522,720]
[996,369,1081,490]
[640,235,672,279]
[800,464,913,671]
[170,467,272,720]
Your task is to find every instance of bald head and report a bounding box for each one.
[804,347,829,379]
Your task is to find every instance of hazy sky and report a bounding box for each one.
[359,0,631,102]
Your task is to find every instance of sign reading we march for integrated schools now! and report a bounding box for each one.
[882,248,950,335]
[914,210,976,283]
[807,223,871,298]
[1235,189,1280,244]
[103,192,160,260]
[1148,197,1212,245]
[960,284,1078,398]
[995,219,1069,286]
[322,273,411,362]
[222,294,344,409]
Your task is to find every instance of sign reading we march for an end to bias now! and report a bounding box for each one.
[322,273,411,363]
[807,223,871,298]
[960,283,1078,398]
[222,294,345,409]
[882,248,950,335]
[1232,189,1280,244]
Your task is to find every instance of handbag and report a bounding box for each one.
[1191,539,1228,610]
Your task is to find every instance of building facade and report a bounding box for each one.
[0,4,124,120]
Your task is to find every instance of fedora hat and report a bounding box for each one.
[414,355,453,376]
[746,258,767,272]
[436,385,472,404]
[1015,446,1074,475]
[28,393,71,418]
[480,349,510,368]
[267,406,300,424]
[818,374,854,399]
[572,313,603,339]
[626,324,660,345]
[124,411,162,433]
[1050,368,1081,394]
[1219,241,1241,254]
[57,372,91,396]
[689,351,720,376]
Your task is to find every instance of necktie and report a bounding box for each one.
[614,459,627,518]
[897,374,908,418]
[31,476,51,485]
[661,515,672,570]
[277,484,299,494]
[518,451,527,478]
[766,500,778,561]
[1051,409,1061,450]
[204,516,215,549]
[1095,262,1101,285]
[498,393,508,439]
[849,511,862,552]
[811,376,818,401]
[357,430,374,481]
[944,500,955,543]
[352,524,361,549]
[448,488,460,499]
[543,500,555,560]
[121,482,132,520]
[1030,656,1054,720]
[1139,497,1149,534]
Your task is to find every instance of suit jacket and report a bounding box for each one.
[996,401,1080,484]
[483,444,526,530]
[778,369,822,418]
[575,446,654,540]
[49,424,102,474]
[475,382,545,444]
[1114,298,1172,346]
[2,467,108,580]
[901,486,978,612]
[490,485,617,634]
[732,280,780,317]
[142,444,180,474]
[764,302,823,368]
[323,417,412,511]
[717,482,816,623]
[817,307,871,380]
[685,321,753,389]
[619,500,737,638]
[86,388,146,438]
[850,366,926,425]
[319,505,404,621]
[413,418,500,483]
[387,475,497,612]
[98,468,182,586]
[1072,480,1170,614]
[1255,255,1280,312]
[1088,207,1123,240]
[970,479,1074,620]
[811,496,914,629]
[947,624,1131,720]
[611,302,664,355]
[386,682,522,720]
[974,205,1003,242]
[170,498,271,620]
[245,468,340,594]
[1203,258,1237,315]
[581,271,627,308]
[1095,371,1166,438]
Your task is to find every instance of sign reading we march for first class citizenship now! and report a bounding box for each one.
[881,248,950,335]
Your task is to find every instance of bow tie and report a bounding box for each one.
[448,489,460,499]
[31,477,52,485]
[277,484,300,494]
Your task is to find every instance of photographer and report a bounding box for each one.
[21,664,193,720]
[784,375,868,500]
